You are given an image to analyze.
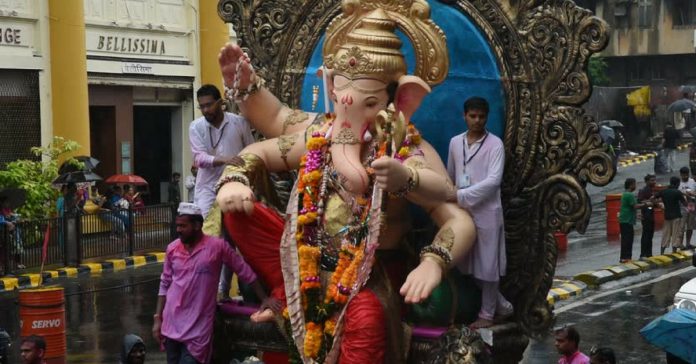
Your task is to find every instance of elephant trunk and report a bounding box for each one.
[330,122,369,195]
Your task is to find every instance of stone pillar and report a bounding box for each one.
[48,0,90,154]
[199,0,230,91]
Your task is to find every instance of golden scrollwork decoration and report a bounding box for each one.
[218,0,613,360]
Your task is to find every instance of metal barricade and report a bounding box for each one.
[1,217,65,274]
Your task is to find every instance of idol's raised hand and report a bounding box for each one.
[218,43,255,90]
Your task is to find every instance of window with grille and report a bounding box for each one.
[0,70,41,166]
[673,0,696,26]
[638,0,653,27]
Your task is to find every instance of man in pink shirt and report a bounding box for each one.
[152,203,279,364]
[556,326,590,364]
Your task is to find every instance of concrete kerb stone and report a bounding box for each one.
[619,152,657,167]
[573,269,615,287]
[0,252,165,293]
[618,143,689,168]
[646,255,674,267]
[547,279,587,305]
[603,262,641,278]
[551,249,696,305]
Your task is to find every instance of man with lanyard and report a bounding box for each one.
[447,96,513,329]
[189,84,255,300]
[189,84,255,217]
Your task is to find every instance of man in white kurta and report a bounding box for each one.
[189,84,255,300]
[189,84,255,218]
[447,97,513,328]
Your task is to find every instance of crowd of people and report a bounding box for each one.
[619,168,696,263]
[13,333,147,364]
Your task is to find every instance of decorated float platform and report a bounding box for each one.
[210,0,614,361]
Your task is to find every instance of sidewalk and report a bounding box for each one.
[0,252,164,292]
[618,142,689,168]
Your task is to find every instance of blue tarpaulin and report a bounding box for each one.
[640,308,696,364]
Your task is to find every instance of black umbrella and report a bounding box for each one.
[599,125,615,145]
[58,156,100,175]
[0,188,27,210]
[599,120,624,128]
[668,99,696,113]
[52,171,102,185]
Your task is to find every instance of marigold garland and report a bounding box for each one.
[293,116,423,361]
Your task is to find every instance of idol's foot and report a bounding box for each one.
[469,318,494,329]
[250,308,275,323]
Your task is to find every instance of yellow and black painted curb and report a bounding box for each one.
[619,152,657,168]
[547,279,587,305]
[0,252,165,292]
[570,249,693,290]
[618,143,691,168]
[548,249,694,305]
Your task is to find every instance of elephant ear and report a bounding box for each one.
[395,75,431,123]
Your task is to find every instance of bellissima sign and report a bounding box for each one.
[96,35,166,55]
[85,28,189,61]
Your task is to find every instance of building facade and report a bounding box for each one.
[0,0,230,203]
[0,0,48,165]
[588,0,696,87]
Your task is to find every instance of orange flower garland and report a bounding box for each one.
[293,116,423,361]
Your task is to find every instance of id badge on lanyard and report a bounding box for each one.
[459,174,471,189]
[460,132,488,189]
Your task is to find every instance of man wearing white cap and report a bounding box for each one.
[152,203,280,364]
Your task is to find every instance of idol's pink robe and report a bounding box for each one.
[447,131,507,282]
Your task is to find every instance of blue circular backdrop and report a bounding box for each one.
[299,0,503,160]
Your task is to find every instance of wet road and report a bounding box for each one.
[523,266,696,363]
[0,262,692,363]
[0,264,166,363]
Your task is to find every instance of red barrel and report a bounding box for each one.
[606,194,622,237]
[554,232,568,251]
[654,207,665,230]
[19,287,66,364]
[654,185,667,230]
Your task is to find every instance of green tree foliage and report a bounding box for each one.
[0,137,82,219]
[588,56,610,86]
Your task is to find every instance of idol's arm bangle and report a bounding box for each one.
[214,153,266,194]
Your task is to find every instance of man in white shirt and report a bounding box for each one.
[189,84,255,217]
[447,97,513,328]
[189,84,255,300]
[184,166,197,203]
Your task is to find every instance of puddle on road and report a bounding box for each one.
[0,265,167,363]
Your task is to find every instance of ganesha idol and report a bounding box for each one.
[205,2,490,363]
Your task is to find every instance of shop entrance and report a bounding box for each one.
[133,106,172,204]
[89,106,117,179]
